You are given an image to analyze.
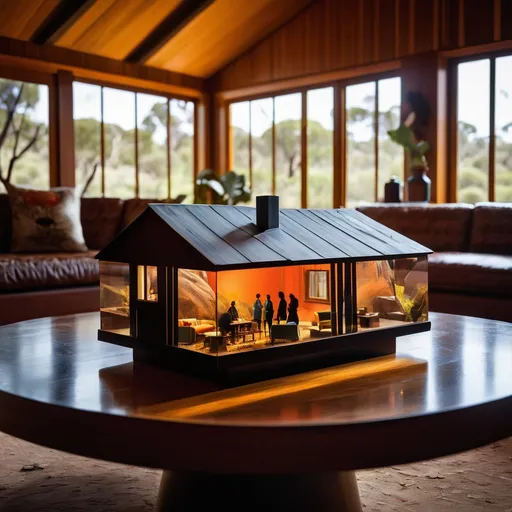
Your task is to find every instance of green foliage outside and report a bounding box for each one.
[0,80,49,192]
[0,78,194,201]
[1,77,510,205]
[232,98,404,207]
[75,98,194,200]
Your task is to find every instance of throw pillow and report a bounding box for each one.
[6,183,88,253]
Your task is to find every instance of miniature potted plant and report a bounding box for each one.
[388,92,431,202]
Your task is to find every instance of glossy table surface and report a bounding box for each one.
[0,312,511,473]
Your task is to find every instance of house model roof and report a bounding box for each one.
[96,202,431,271]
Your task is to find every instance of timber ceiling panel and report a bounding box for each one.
[53,0,183,60]
[146,0,313,77]
[0,0,60,40]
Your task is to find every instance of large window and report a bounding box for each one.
[229,77,400,208]
[308,87,334,208]
[345,77,402,207]
[73,82,196,201]
[0,79,49,193]
[456,54,512,203]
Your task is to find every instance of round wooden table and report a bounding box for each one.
[0,312,511,511]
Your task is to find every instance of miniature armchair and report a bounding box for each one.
[314,311,331,331]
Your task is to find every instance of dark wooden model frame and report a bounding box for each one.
[98,260,430,382]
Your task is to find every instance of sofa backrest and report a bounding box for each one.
[357,203,475,252]
[81,198,124,250]
[120,198,159,231]
[470,202,512,255]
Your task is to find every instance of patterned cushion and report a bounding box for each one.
[6,183,87,253]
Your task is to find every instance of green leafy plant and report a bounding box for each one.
[195,169,251,205]
[387,124,430,167]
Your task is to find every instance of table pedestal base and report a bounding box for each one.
[156,470,362,512]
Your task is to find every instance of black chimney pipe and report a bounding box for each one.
[256,195,279,231]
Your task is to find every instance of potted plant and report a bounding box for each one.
[195,169,251,205]
[388,92,431,202]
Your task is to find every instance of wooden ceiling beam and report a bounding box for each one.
[31,0,97,45]
[125,0,216,64]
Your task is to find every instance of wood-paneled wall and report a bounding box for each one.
[213,0,510,91]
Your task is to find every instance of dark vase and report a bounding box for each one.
[384,177,402,202]
[406,165,431,202]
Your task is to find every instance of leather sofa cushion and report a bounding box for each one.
[429,252,512,298]
[357,203,474,252]
[0,251,99,292]
[470,202,512,255]
[81,198,124,249]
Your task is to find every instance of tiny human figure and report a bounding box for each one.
[228,301,239,321]
[264,294,274,336]
[277,291,287,324]
[253,293,263,330]
[287,293,299,324]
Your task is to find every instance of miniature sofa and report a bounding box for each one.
[357,202,512,322]
[177,318,216,343]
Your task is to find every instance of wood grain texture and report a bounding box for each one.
[213,0,505,92]
[54,0,182,61]
[0,0,60,40]
[146,0,314,77]
[501,0,512,40]
[0,36,204,98]
[0,312,510,474]
[463,0,494,47]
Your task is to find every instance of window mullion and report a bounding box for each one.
[134,93,139,198]
[374,80,379,202]
[301,91,308,208]
[167,98,171,199]
[272,97,276,196]
[489,58,496,202]
[248,101,252,190]
[100,86,105,197]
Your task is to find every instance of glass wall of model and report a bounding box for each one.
[174,257,427,356]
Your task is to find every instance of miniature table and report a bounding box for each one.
[0,313,511,512]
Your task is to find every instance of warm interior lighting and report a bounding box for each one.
[139,355,427,420]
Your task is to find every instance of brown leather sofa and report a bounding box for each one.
[0,196,170,325]
[358,203,512,323]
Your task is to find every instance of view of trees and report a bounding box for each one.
[457,57,512,203]
[231,78,402,208]
[1,64,510,205]
[0,79,49,193]
[74,83,194,201]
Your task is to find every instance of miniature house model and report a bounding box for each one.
[96,196,430,378]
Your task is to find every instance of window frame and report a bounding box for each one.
[448,49,512,203]
[73,77,198,201]
[226,70,402,208]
